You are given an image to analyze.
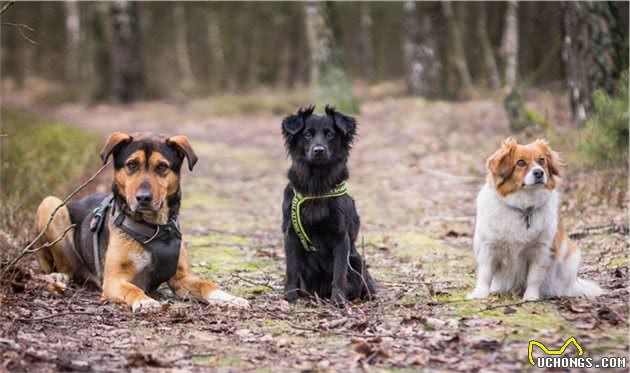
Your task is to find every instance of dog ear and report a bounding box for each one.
[486,137,517,181]
[282,105,314,136]
[281,114,304,135]
[167,135,198,171]
[533,139,563,176]
[100,132,132,163]
[325,105,357,137]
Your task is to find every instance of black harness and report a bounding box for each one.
[89,194,182,291]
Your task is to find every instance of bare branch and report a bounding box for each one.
[1,22,37,44]
[0,1,15,17]
[0,161,111,280]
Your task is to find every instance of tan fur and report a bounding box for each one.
[101,222,151,307]
[486,138,563,196]
[33,132,242,310]
[167,243,219,299]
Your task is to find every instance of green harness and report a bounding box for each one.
[290,181,348,252]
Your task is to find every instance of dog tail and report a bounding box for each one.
[572,277,604,297]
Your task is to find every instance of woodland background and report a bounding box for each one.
[0,1,628,372]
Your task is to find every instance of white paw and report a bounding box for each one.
[523,289,540,301]
[50,272,70,284]
[132,297,161,313]
[206,290,250,308]
[466,288,490,299]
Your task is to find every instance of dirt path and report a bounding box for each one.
[1,93,628,372]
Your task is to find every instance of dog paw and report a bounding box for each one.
[466,288,490,299]
[522,289,540,301]
[132,298,161,313]
[49,272,70,284]
[206,290,250,308]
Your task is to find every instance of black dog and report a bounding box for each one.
[281,105,375,304]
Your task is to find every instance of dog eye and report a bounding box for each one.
[538,158,545,166]
[304,131,313,140]
[156,163,169,174]
[517,160,527,167]
[325,131,334,139]
[126,161,139,172]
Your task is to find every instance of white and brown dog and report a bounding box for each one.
[467,138,603,301]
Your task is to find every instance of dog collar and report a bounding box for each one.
[507,205,535,229]
[290,181,348,252]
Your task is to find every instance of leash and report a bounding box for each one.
[290,181,348,252]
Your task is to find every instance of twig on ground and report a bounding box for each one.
[478,299,548,312]
[0,161,111,279]
[0,134,7,137]
[227,272,274,290]
[16,311,106,322]
[569,223,627,239]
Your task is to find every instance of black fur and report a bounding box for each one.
[281,105,375,304]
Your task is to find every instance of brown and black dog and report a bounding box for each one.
[35,132,249,311]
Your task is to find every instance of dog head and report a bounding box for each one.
[100,132,197,217]
[281,105,357,165]
[486,138,563,196]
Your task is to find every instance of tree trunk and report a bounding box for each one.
[303,2,332,86]
[173,2,194,88]
[90,2,110,101]
[359,2,375,82]
[402,1,440,97]
[562,1,622,124]
[476,2,501,89]
[206,9,224,92]
[441,1,473,95]
[501,0,519,87]
[64,0,81,84]
[111,0,143,103]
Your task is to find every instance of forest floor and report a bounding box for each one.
[1,86,628,372]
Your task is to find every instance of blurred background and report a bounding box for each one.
[0,3,629,369]
[0,0,628,252]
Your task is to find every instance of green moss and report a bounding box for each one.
[606,256,630,268]
[439,291,574,341]
[192,354,245,368]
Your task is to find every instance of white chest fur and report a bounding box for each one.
[475,184,558,250]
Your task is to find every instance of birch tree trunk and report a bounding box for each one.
[359,2,375,82]
[91,2,110,100]
[476,2,501,89]
[173,2,194,87]
[111,0,143,102]
[64,0,81,84]
[441,1,473,95]
[304,1,332,86]
[501,0,519,87]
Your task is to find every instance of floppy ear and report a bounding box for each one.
[486,137,517,181]
[281,114,304,135]
[281,105,315,136]
[100,132,132,163]
[167,135,198,171]
[325,105,357,137]
[534,139,563,176]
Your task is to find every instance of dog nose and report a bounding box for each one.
[533,169,544,179]
[313,146,325,156]
[136,190,152,205]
